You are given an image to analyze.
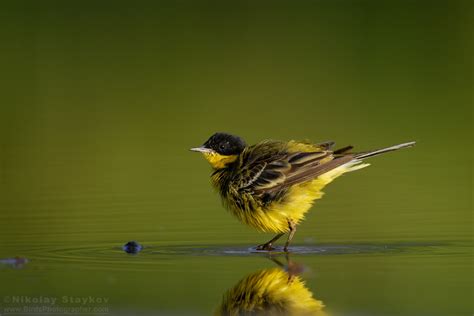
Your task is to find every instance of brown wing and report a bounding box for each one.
[235,142,353,204]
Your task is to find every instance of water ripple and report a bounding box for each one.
[6,241,464,271]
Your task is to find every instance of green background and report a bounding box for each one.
[0,1,472,315]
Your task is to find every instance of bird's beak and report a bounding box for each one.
[190,147,214,153]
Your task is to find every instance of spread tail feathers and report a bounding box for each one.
[355,141,416,160]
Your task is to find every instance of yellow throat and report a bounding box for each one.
[202,152,238,169]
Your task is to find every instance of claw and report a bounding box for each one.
[256,243,275,251]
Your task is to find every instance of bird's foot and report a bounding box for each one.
[256,243,275,251]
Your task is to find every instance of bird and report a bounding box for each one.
[215,257,325,316]
[191,132,415,252]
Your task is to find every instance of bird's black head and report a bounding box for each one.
[190,133,246,169]
[201,132,246,155]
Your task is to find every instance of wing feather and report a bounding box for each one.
[234,140,353,201]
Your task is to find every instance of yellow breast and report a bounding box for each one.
[229,160,369,233]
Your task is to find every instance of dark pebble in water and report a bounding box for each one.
[123,241,142,254]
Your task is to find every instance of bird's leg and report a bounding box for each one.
[283,219,296,252]
[256,233,284,251]
[268,255,285,268]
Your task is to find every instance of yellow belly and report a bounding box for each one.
[232,160,369,233]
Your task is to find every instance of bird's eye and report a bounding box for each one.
[220,144,226,150]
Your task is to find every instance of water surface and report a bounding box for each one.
[1,1,472,315]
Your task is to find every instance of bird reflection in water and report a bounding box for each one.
[216,255,326,316]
